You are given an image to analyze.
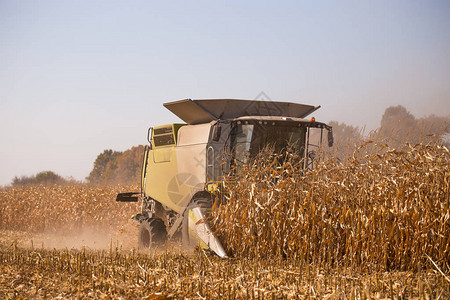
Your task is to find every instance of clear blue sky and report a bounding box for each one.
[1,0,449,185]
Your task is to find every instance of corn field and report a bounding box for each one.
[0,142,449,298]
[212,142,449,272]
[0,185,139,234]
[214,143,450,271]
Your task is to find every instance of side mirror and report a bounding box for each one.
[328,130,334,147]
[147,127,153,146]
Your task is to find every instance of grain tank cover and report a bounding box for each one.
[164,99,320,125]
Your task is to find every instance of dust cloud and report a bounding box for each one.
[0,219,139,251]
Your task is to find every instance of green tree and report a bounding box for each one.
[12,175,34,186]
[86,149,122,183]
[86,146,145,184]
[35,171,65,184]
[100,145,145,184]
[112,145,145,184]
[12,171,66,186]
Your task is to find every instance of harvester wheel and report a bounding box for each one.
[138,218,167,251]
[182,197,212,248]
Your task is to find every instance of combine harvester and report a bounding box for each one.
[117,99,333,257]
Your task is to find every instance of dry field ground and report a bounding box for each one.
[0,142,449,299]
[1,245,448,299]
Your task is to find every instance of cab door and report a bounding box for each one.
[206,121,232,182]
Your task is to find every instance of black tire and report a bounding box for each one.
[182,197,213,248]
[138,218,167,251]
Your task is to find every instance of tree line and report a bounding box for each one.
[326,105,449,159]
[85,145,144,185]
[11,146,145,186]
[9,105,449,186]
[12,171,74,186]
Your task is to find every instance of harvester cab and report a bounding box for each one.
[116,99,333,257]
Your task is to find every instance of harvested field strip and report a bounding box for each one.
[1,246,448,299]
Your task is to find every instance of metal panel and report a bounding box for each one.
[164,99,320,125]
[177,123,211,146]
[163,99,215,125]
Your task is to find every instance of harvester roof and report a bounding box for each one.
[164,99,320,125]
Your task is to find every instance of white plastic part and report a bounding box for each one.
[188,207,228,258]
